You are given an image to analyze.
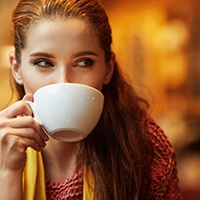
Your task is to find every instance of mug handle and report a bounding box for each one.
[25,101,43,126]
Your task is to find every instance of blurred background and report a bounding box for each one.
[1,0,200,199]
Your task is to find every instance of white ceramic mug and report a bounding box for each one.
[26,83,104,142]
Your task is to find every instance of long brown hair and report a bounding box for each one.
[12,0,153,199]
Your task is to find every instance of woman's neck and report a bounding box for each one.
[41,137,80,183]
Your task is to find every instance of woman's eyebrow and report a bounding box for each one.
[72,51,98,58]
[29,51,98,58]
[29,52,55,58]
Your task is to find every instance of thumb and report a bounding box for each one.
[22,93,34,102]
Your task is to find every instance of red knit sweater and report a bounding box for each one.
[45,120,182,199]
[46,168,83,200]
[145,119,182,199]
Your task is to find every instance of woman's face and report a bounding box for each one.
[11,19,114,94]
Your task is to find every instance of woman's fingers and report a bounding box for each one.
[0,101,32,118]
[0,126,46,152]
[0,96,49,143]
[1,129,44,152]
[22,93,33,102]
[9,116,48,141]
[0,116,48,146]
[0,97,49,171]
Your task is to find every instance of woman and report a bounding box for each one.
[0,0,182,199]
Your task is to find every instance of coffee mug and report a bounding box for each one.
[26,83,104,142]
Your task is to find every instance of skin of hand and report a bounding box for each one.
[0,93,49,172]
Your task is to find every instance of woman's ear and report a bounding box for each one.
[104,52,115,85]
[9,52,23,85]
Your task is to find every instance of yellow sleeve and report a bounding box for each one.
[23,148,46,200]
[83,167,94,200]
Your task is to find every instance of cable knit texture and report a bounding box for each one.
[146,119,182,199]
[46,168,83,200]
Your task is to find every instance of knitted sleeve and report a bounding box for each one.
[147,119,183,200]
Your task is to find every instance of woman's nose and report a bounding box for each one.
[57,75,69,83]
[56,68,70,83]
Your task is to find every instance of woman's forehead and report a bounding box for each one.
[22,19,103,57]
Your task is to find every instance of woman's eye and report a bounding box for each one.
[74,58,94,67]
[34,59,54,68]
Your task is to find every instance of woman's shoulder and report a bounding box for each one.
[145,118,183,199]
[146,118,175,157]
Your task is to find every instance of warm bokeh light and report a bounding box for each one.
[0,45,17,108]
[1,0,200,199]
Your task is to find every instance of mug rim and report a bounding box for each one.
[34,83,104,97]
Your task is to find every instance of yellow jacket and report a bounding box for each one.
[23,148,94,199]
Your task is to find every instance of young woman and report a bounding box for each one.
[0,0,182,199]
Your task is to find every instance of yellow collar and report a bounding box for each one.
[23,148,94,199]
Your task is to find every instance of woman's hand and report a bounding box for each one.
[0,93,49,172]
